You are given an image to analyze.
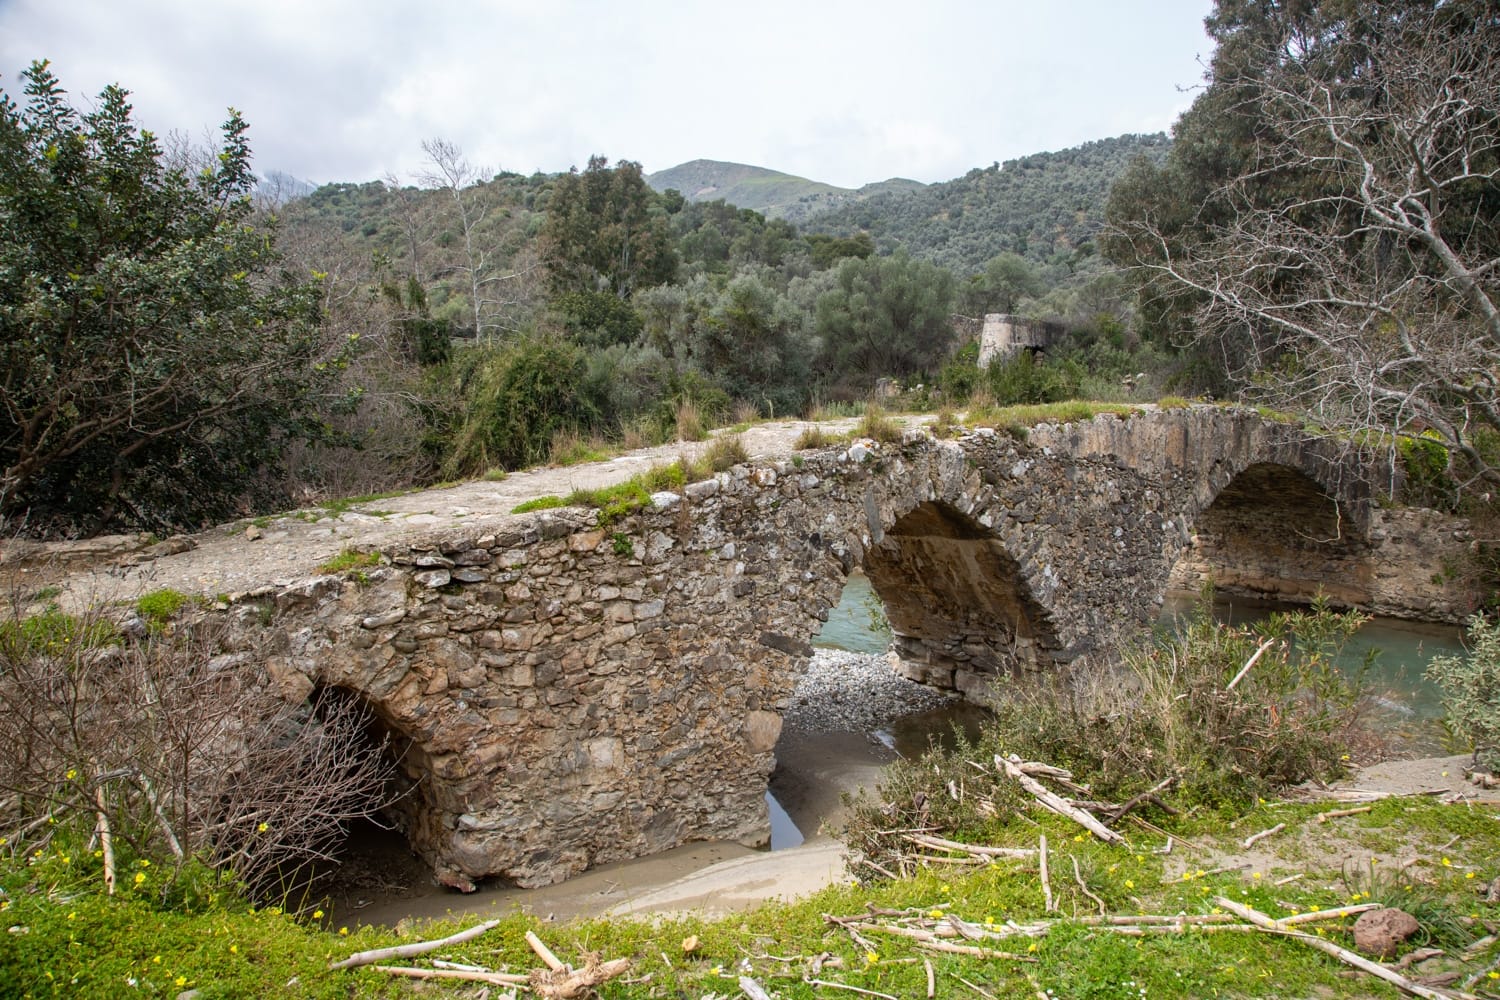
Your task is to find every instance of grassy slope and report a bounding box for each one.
[4,796,1496,998]
[645,158,926,222]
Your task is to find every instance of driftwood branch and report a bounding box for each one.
[1039,834,1054,912]
[1215,897,1477,1000]
[998,755,1126,844]
[1227,637,1277,691]
[329,919,502,970]
[1242,823,1286,849]
[374,965,528,986]
[93,785,115,896]
[525,930,566,971]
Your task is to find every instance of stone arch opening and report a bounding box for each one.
[1172,462,1369,606]
[302,683,428,901]
[860,500,1057,700]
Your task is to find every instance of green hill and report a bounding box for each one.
[646,159,925,223]
[802,134,1171,272]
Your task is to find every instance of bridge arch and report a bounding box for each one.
[858,499,1058,698]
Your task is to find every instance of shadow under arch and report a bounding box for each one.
[861,500,1058,699]
[1173,461,1372,607]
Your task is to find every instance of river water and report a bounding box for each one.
[821,574,1468,758]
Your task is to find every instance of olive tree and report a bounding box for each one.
[0,62,346,536]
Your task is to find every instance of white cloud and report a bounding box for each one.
[1,0,1214,187]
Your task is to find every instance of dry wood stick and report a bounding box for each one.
[924,958,935,999]
[329,919,502,970]
[1130,815,1205,852]
[999,756,1125,844]
[374,965,528,986]
[953,973,999,999]
[1279,901,1381,925]
[916,939,1038,961]
[905,833,1037,858]
[740,976,773,1000]
[804,979,898,1000]
[1039,834,1054,912]
[132,772,184,861]
[1316,805,1372,823]
[823,913,878,951]
[1070,854,1107,916]
[1215,897,1478,1000]
[93,785,115,896]
[525,930,566,971]
[1242,822,1286,848]
[1226,637,1277,690]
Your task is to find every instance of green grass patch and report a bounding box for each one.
[6,794,1495,999]
[316,548,383,576]
[0,605,118,655]
[855,404,903,444]
[511,495,568,514]
[135,588,195,629]
[794,423,841,449]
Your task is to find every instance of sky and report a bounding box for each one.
[0,0,1217,190]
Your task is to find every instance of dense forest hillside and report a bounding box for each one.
[804,134,1171,273]
[646,159,925,223]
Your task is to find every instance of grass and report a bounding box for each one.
[703,433,748,472]
[854,404,903,444]
[3,793,1494,999]
[316,548,383,576]
[511,495,567,514]
[794,424,840,449]
[964,400,1139,437]
[135,588,196,629]
[0,604,117,654]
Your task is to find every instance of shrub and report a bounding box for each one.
[136,589,195,629]
[704,434,749,472]
[1427,615,1500,772]
[855,405,903,444]
[795,424,839,449]
[842,599,1371,879]
[675,398,706,442]
[0,607,397,900]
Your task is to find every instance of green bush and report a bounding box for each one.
[135,589,194,629]
[1427,615,1500,772]
[843,599,1371,880]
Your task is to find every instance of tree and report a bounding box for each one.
[420,138,531,339]
[539,156,677,299]
[1107,1,1500,487]
[0,62,342,536]
[813,251,956,386]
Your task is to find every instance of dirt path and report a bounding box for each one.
[6,418,889,611]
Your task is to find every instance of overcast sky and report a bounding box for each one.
[1,1,1216,190]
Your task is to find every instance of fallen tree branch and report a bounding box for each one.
[1242,823,1286,849]
[1227,637,1277,691]
[804,979,899,999]
[1039,834,1054,912]
[1316,806,1373,823]
[525,930,566,971]
[904,833,1036,859]
[329,919,502,970]
[1215,897,1477,1000]
[999,755,1125,844]
[374,965,528,986]
[530,957,632,999]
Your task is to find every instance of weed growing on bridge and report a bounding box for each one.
[135,588,197,631]
[855,405,903,444]
[794,424,839,449]
[511,495,566,514]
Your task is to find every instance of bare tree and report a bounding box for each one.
[1113,4,1500,489]
[419,138,534,340]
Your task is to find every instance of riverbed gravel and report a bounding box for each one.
[782,648,959,734]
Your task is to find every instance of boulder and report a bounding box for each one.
[1352,906,1420,958]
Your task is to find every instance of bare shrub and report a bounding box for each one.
[0,600,398,900]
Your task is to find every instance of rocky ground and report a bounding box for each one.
[781,648,958,734]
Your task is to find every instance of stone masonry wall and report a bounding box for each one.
[226,406,1428,890]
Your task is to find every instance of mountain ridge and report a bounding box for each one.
[645,159,924,223]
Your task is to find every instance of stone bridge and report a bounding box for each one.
[18,406,1475,890]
